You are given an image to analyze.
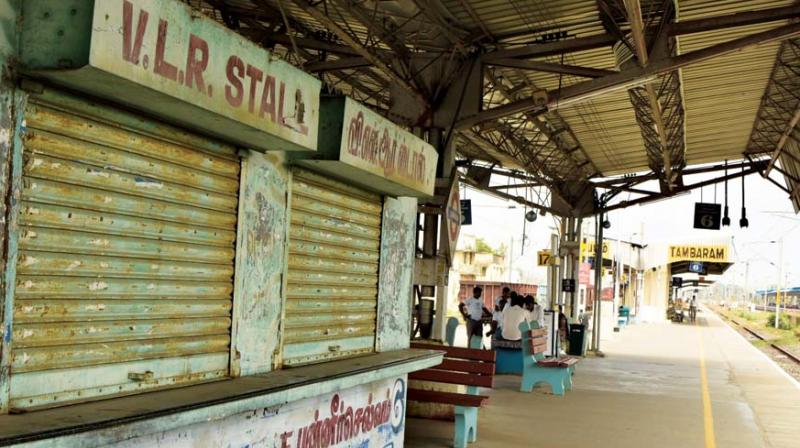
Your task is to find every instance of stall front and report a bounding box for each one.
[0,1,442,446]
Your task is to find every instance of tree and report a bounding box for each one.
[475,237,493,254]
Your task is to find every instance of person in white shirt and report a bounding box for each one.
[501,295,531,341]
[488,287,511,337]
[463,287,491,340]
[524,294,544,324]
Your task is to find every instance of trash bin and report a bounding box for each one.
[568,324,586,356]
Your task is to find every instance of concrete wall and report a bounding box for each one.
[642,265,670,322]
[108,376,408,448]
[376,197,417,352]
[0,0,20,414]
[231,151,291,375]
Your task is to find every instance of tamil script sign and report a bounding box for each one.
[340,98,437,196]
[113,376,407,447]
[668,245,728,263]
[23,0,320,152]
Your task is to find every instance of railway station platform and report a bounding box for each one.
[406,307,800,448]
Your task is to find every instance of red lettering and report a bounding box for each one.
[245,65,263,114]
[278,81,287,127]
[122,0,148,64]
[225,56,244,107]
[259,75,276,122]
[348,112,364,156]
[280,431,293,448]
[154,19,178,81]
[185,34,209,94]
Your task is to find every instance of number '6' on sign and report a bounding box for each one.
[693,202,721,230]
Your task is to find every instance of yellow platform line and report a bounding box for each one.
[697,318,717,448]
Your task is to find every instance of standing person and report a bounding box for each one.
[497,287,511,312]
[489,287,511,337]
[501,295,531,341]
[464,287,490,342]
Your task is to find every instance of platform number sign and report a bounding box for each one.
[537,250,552,266]
[693,202,721,230]
[689,261,705,274]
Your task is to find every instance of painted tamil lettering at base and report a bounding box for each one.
[110,377,407,448]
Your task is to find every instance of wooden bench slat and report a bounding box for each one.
[410,343,496,363]
[535,359,565,368]
[410,369,494,388]
[407,388,489,407]
[555,356,580,367]
[438,358,496,375]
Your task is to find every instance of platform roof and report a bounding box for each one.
[196,0,800,213]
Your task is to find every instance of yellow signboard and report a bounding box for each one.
[668,245,728,263]
[580,239,611,260]
[537,250,552,266]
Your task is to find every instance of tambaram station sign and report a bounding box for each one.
[306,97,438,197]
[21,0,320,152]
[668,245,728,263]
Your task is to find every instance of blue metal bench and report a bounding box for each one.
[518,320,578,396]
[409,336,496,448]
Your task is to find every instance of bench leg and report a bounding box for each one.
[454,406,478,447]
[522,369,567,396]
[564,370,573,391]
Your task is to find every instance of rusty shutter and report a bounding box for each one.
[9,91,239,409]
[283,170,382,366]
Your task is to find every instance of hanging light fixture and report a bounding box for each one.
[739,165,749,228]
[722,160,731,227]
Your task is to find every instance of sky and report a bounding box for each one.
[460,168,800,292]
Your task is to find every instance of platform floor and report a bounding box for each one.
[405,307,800,448]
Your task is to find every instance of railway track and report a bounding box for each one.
[716,312,800,366]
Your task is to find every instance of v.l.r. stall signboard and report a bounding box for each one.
[21,0,320,152]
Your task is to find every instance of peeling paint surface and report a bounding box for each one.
[376,197,417,352]
[232,151,288,376]
[108,376,407,448]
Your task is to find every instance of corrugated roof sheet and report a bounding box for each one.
[677,0,793,166]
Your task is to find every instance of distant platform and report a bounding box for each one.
[406,307,800,448]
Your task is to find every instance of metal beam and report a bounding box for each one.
[491,182,541,190]
[667,5,800,36]
[485,58,617,78]
[623,0,674,190]
[461,175,561,215]
[304,57,372,72]
[600,165,764,214]
[482,33,618,61]
[593,159,765,188]
[258,33,363,56]
[457,22,800,128]
[410,0,470,47]
[765,105,800,175]
[289,0,427,107]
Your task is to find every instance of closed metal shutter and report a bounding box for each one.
[283,170,382,366]
[10,92,239,409]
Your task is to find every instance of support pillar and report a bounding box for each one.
[591,211,605,353]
